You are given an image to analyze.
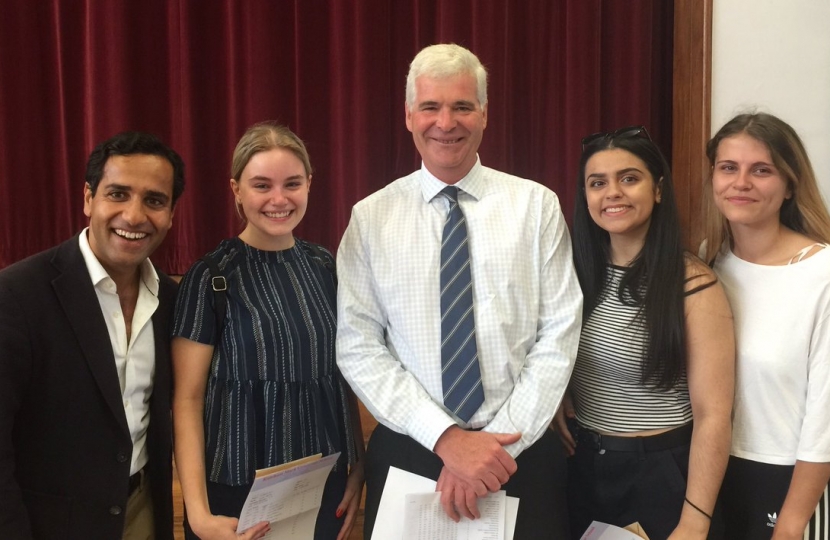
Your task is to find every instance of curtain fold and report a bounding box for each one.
[0,0,673,274]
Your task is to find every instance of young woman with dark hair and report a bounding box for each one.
[554,127,735,539]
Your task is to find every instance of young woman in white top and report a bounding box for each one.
[703,112,830,540]
[556,127,735,539]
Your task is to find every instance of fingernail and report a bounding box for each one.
[336,508,344,518]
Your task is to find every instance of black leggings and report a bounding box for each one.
[719,455,830,540]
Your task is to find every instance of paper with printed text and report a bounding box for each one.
[372,466,518,540]
[237,452,340,539]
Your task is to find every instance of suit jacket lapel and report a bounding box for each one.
[50,236,130,437]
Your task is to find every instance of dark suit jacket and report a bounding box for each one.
[0,234,175,540]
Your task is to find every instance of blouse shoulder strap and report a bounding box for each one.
[789,243,829,265]
[200,253,227,335]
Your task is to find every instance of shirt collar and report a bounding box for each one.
[78,227,160,296]
[419,155,485,202]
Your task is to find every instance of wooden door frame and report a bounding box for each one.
[672,0,712,250]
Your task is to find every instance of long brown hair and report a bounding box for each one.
[702,112,830,263]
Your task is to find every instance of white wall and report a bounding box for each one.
[712,0,830,199]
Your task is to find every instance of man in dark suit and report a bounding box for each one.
[0,132,185,540]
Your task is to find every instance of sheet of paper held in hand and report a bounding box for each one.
[372,466,519,540]
[580,520,650,540]
[402,491,507,540]
[237,452,340,539]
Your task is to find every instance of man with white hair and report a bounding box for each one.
[337,43,582,538]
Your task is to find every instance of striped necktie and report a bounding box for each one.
[439,186,484,422]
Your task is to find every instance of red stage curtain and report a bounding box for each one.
[0,0,673,273]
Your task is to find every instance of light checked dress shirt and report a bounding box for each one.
[336,158,583,456]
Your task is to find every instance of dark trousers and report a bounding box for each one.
[567,424,722,540]
[362,423,568,540]
[719,455,830,540]
[183,466,347,539]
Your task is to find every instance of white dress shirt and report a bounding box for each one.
[336,158,583,457]
[79,228,158,475]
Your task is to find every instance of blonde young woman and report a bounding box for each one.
[172,123,364,540]
[703,112,830,540]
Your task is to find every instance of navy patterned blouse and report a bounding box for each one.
[173,237,356,486]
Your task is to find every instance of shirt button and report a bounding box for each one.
[109,505,122,516]
[116,452,128,463]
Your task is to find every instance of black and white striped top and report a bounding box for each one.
[570,266,692,432]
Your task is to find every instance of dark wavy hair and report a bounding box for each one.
[573,133,686,389]
[85,131,186,206]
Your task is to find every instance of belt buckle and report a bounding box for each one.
[582,429,605,455]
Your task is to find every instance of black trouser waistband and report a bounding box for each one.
[577,422,693,453]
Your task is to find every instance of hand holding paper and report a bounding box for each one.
[236,452,340,540]
[403,491,507,540]
[189,514,270,540]
[371,466,519,540]
[437,466,480,521]
[432,427,520,522]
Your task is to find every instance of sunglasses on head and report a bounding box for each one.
[581,125,651,151]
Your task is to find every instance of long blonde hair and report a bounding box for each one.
[702,112,830,263]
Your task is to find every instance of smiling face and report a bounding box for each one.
[584,148,661,246]
[711,133,790,232]
[83,154,175,285]
[231,148,311,251]
[405,73,487,184]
